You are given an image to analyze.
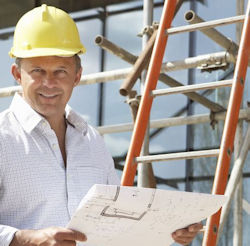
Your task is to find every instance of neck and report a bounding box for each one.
[46,115,67,166]
[47,115,67,135]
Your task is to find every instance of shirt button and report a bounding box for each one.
[52,143,57,149]
[41,122,47,129]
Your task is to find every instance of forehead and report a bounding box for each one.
[21,56,76,68]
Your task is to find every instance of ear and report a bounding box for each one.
[74,67,82,87]
[11,64,22,85]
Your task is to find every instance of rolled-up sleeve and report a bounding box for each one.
[0,225,19,246]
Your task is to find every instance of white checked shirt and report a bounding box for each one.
[0,93,120,246]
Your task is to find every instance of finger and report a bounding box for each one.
[172,233,194,246]
[188,222,203,232]
[172,231,196,240]
[174,228,195,237]
[172,236,190,246]
[54,229,87,241]
[172,229,198,243]
[60,240,76,246]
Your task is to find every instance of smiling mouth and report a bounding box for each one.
[39,93,58,98]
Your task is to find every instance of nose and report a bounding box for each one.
[42,73,57,88]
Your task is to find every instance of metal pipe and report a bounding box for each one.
[0,85,22,97]
[121,0,177,186]
[185,0,196,193]
[2,52,234,90]
[203,1,250,244]
[79,68,131,86]
[97,7,107,126]
[96,108,250,135]
[137,0,156,189]
[166,15,245,35]
[3,55,228,113]
[216,121,244,243]
[233,178,243,245]
[233,2,244,245]
[174,0,184,16]
[95,35,137,64]
[161,51,235,72]
[126,91,139,123]
[95,34,235,71]
[236,0,245,45]
[184,10,239,56]
[117,0,185,98]
[119,29,157,96]
[95,36,230,112]
[218,123,250,243]
[120,27,235,96]
[95,34,228,112]
[233,121,243,246]
[96,35,235,69]
[79,50,235,85]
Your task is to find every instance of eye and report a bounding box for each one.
[55,69,67,77]
[58,69,66,73]
[31,68,43,73]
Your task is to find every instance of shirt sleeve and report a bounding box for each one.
[0,225,18,246]
[0,139,19,246]
[89,125,121,186]
[107,159,120,185]
[103,143,120,185]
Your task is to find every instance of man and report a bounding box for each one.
[0,4,202,246]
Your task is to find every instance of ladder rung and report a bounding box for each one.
[166,15,245,35]
[151,79,232,97]
[135,149,220,163]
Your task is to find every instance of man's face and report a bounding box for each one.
[12,56,82,121]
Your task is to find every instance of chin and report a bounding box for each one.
[35,106,61,119]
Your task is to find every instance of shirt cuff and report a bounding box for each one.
[0,225,19,246]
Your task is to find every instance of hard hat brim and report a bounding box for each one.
[9,46,86,58]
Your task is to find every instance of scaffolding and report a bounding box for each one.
[0,0,250,245]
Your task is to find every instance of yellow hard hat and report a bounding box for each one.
[9,4,86,58]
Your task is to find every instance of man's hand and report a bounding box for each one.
[171,222,203,245]
[10,227,87,246]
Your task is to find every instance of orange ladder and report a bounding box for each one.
[121,0,250,245]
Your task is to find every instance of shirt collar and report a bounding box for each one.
[10,93,88,135]
[10,93,44,134]
[65,105,88,136]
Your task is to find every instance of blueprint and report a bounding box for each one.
[67,184,227,246]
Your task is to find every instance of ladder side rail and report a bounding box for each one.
[121,0,177,186]
[203,1,250,245]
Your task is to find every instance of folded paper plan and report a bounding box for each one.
[67,184,227,246]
